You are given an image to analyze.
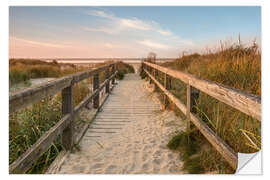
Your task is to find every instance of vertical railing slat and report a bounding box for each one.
[163,73,171,109]
[105,68,110,94]
[154,69,158,91]
[93,73,100,109]
[112,64,116,85]
[61,84,74,150]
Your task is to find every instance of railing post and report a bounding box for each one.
[149,67,153,84]
[164,73,171,109]
[105,67,110,94]
[112,64,116,85]
[61,83,74,150]
[93,73,100,109]
[154,69,158,92]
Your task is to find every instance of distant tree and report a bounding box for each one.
[52,60,58,65]
[147,52,156,63]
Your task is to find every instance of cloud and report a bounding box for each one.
[156,29,172,36]
[82,26,119,35]
[119,18,152,31]
[10,37,71,48]
[86,10,115,19]
[85,10,173,36]
[136,40,170,49]
[103,43,123,49]
[82,9,194,55]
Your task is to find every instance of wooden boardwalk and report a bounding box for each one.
[56,73,185,174]
[9,61,260,174]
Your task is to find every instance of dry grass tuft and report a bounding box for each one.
[159,42,261,173]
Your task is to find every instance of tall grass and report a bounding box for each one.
[9,59,91,86]
[9,81,91,173]
[9,96,62,173]
[158,43,261,173]
[9,60,134,173]
[115,61,135,80]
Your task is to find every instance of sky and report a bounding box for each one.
[9,6,261,58]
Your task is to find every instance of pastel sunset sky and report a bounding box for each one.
[9,6,261,58]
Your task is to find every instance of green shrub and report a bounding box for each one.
[183,157,205,174]
[167,131,204,173]
[167,133,183,150]
[116,71,125,80]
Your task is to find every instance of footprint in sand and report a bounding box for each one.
[141,162,149,170]
[142,153,148,162]
[71,165,86,173]
[143,145,151,151]
[159,144,167,149]
[153,150,161,157]
[91,163,104,169]
[168,165,179,173]
[128,163,136,172]
[167,153,174,160]
[93,157,102,162]
[152,158,162,165]
[105,165,117,173]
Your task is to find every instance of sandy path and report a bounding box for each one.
[57,73,186,174]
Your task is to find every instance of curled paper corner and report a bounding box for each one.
[236,151,262,174]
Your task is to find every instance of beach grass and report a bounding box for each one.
[144,42,261,173]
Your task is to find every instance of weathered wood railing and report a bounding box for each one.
[142,61,261,170]
[9,62,119,173]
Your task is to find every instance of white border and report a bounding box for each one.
[2,0,269,179]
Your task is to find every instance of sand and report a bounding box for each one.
[57,73,186,174]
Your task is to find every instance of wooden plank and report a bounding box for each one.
[10,71,117,174]
[143,61,261,121]
[9,62,118,114]
[144,69,238,169]
[72,63,115,83]
[9,76,72,114]
[10,67,117,174]
[74,92,111,145]
[9,114,71,174]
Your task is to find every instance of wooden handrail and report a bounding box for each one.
[142,61,261,170]
[143,61,261,121]
[9,63,116,114]
[9,62,119,173]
